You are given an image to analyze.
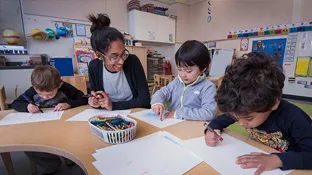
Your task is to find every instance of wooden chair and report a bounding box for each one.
[160,75,173,86]
[0,85,19,110]
[0,85,8,111]
[0,85,15,175]
[5,85,18,106]
[151,74,161,95]
[62,75,87,95]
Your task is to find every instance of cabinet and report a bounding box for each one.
[126,46,147,78]
[129,10,175,43]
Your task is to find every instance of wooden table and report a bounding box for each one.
[0,106,310,175]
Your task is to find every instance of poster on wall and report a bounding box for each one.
[240,38,249,51]
[74,46,97,77]
[75,24,86,36]
[252,38,287,66]
[295,57,310,77]
[284,33,297,62]
[309,58,312,77]
[300,32,308,52]
[74,37,91,46]
[208,42,216,48]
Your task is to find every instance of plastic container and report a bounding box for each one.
[88,115,137,144]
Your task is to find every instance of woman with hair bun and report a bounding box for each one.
[87,13,150,110]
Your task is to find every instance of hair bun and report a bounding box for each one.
[87,13,111,33]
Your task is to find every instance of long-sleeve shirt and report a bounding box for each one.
[151,74,217,121]
[206,100,312,170]
[88,54,151,110]
[12,82,88,112]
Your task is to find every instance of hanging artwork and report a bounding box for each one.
[74,46,97,77]
[252,38,287,66]
[284,33,297,62]
[207,0,212,23]
[240,38,249,51]
[295,57,310,77]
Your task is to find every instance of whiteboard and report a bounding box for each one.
[209,49,234,77]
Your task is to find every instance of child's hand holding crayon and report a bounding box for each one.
[27,104,40,113]
[205,128,222,147]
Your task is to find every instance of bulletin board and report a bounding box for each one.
[282,31,312,98]
[252,38,287,66]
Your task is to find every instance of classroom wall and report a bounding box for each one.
[303,0,312,21]
[187,0,294,41]
[169,3,190,43]
[23,0,128,32]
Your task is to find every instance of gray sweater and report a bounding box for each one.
[151,75,217,121]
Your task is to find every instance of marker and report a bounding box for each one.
[205,124,223,141]
[84,92,109,98]
[21,93,43,113]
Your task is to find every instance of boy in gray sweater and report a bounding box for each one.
[151,40,217,121]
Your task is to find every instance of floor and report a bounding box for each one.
[0,98,311,175]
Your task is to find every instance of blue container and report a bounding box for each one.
[238,34,244,38]
[54,58,74,76]
[297,27,306,32]
[290,27,298,33]
[264,31,270,35]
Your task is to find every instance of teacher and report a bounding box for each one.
[87,13,150,110]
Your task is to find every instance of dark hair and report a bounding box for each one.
[87,13,124,53]
[216,52,285,116]
[31,66,62,91]
[175,40,211,71]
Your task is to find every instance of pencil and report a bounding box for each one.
[206,125,223,141]
[21,93,44,113]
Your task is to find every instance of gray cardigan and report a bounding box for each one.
[151,74,217,121]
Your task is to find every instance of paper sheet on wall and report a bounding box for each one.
[129,109,183,128]
[284,33,297,62]
[309,59,312,77]
[298,31,312,56]
[209,49,234,77]
[300,32,308,52]
[184,134,292,175]
[0,110,63,126]
[295,57,310,77]
[66,109,132,121]
[92,131,202,175]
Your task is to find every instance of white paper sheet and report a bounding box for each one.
[184,134,292,175]
[92,131,202,175]
[129,109,183,128]
[0,110,64,126]
[66,109,132,121]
